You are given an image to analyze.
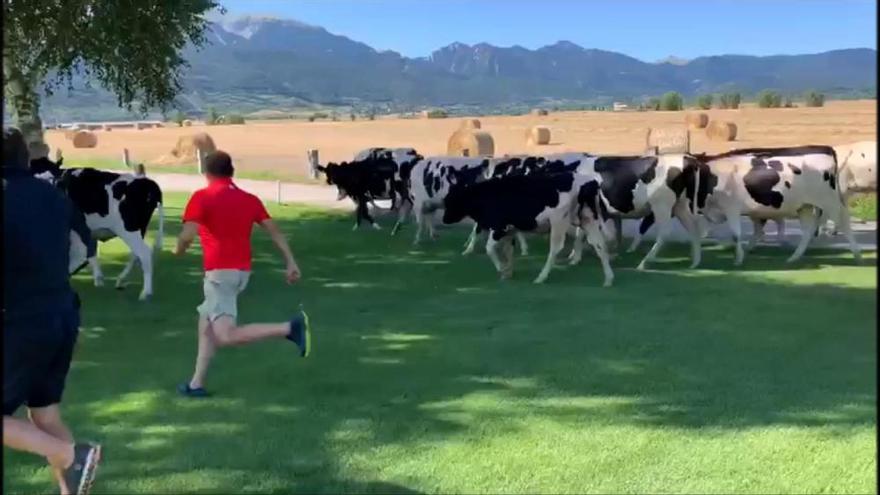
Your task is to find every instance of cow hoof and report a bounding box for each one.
[602,279,614,288]
[568,257,581,266]
[372,224,382,231]
[94,279,105,288]
[115,284,125,291]
[461,249,473,256]
[689,261,701,270]
[636,262,648,271]
[520,250,529,257]
[351,225,359,231]
[138,294,152,302]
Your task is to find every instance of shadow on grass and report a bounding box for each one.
[4,204,875,493]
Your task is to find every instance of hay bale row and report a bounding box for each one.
[526,125,551,145]
[645,127,690,154]
[460,118,481,130]
[182,119,193,127]
[447,129,494,157]
[72,131,98,149]
[706,121,737,141]
[685,112,709,129]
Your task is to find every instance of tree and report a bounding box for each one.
[659,91,684,111]
[757,90,783,108]
[3,0,221,149]
[696,94,713,110]
[173,110,186,127]
[206,107,220,125]
[804,90,825,107]
[718,92,741,109]
[646,98,661,111]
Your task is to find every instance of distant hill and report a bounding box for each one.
[35,15,877,122]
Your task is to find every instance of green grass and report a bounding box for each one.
[4,193,877,494]
[62,157,313,184]
[850,193,877,221]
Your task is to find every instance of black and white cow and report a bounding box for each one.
[30,156,165,300]
[316,147,422,231]
[690,145,860,265]
[536,153,708,271]
[442,170,614,286]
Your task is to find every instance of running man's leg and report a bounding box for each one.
[188,316,217,390]
[3,416,74,470]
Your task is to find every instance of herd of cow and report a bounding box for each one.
[24,140,875,300]
[315,143,875,286]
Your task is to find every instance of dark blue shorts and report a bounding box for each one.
[3,306,80,415]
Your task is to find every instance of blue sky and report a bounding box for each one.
[218,0,876,61]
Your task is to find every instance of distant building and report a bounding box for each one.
[612,102,630,112]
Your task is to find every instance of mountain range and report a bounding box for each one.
[38,15,877,121]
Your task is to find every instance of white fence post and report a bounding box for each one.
[122,148,131,168]
[197,148,205,174]
[307,149,320,179]
[276,180,282,205]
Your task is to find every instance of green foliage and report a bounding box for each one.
[783,97,795,108]
[426,109,449,119]
[757,90,783,108]
[804,90,825,107]
[350,113,356,121]
[717,93,741,109]
[696,94,713,110]
[367,113,376,121]
[646,98,661,111]
[2,0,221,112]
[849,193,877,221]
[205,107,220,125]
[173,110,186,127]
[659,91,684,111]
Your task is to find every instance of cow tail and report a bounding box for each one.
[836,149,854,205]
[594,191,611,241]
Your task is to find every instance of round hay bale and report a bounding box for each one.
[447,129,494,157]
[526,126,551,145]
[531,108,549,116]
[460,118,481,130]
[645,127,690,154]
[72,131,98,149]
[170,132,216,161]
[706,121,738,141]
[182,119,193,127]
[685,112,709,129]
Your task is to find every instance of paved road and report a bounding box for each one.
[140,171,876,250]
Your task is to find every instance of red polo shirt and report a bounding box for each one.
[182,178,271,271]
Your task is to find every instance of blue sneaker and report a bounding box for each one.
[287,309,312,357]
[177,383,210,398]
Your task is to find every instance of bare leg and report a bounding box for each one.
[534,222,567,284]
[786,208,819,263]
[3,416,74,473]
[189,316,217,389]
[209,315,291,346]
[583,220,614,287]
[29,406,75,491]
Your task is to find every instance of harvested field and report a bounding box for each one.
[44,100,876,181]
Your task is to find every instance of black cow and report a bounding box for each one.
[30,155,164,300]
[316,147,422,230]
[443,170,614,286]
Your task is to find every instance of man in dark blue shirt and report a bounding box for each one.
[3,127,102,495]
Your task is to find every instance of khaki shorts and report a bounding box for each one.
[197,270,251,322]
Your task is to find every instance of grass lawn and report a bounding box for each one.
[3,193,877,494]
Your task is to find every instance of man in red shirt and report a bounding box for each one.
[175,151,311,398]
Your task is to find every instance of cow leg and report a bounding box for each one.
[628,214,655,253]
[725,213,745,266]
[583,220,614,287]
[747,217,766,251]
[534,222,567,284]
[515,231,529,256]
[115,253,138,289]
[775,219,787,243]
[462,224,480,255]
[390,199,412,236]
[672,200,703,269]
[786,207,820,264]
[413,203,426,245]
[89,255,105,287]
[501,236,516,279]
[835,207,862,263]
[485,231,506,277]
[636,206,673,271]
[568,226,584,265]
[613,217,623,250]
[117,230,153,301]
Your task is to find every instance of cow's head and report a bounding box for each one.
[837,141,877,193]
[318,162,351,200]
[30,155,64,183]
